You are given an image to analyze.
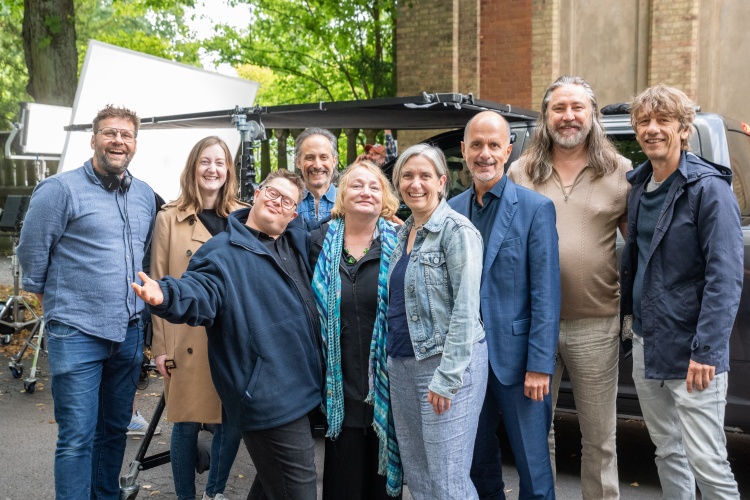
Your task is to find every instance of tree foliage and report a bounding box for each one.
[22,0,78,106]
[0,0,31,128]
[206,0,395,104]
[0,0,201,129]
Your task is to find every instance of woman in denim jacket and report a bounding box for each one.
[387,144,487,499]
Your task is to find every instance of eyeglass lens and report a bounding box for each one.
[264,186,297,209]
[99,128,136,142]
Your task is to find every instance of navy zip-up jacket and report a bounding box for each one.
[151,207,323,431]
[621,152,743,380]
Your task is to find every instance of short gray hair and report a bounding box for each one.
[294,128,339,166]
[392,143,450,200]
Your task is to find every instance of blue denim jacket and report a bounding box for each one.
[388,199,484,398]
[297,183,337,221]
[18,160,155,342]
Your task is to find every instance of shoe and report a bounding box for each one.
[202,493,230,500]
[127,410,161,436]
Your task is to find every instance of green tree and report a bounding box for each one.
[207,0,396,104]
[22,0,78,107]
[0,0,200,130]
[0,0,31,128]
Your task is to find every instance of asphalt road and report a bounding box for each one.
[2,346,749,499]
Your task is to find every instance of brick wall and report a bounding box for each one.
[397,0,480,147]
[531,0,559,109]
[648,0,700,98]
[479,0,533,108]
[397,0,459,95]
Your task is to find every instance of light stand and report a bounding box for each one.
[232,107,265,203]
[0,196,45,393]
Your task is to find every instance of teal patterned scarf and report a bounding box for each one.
[312,217,402,496]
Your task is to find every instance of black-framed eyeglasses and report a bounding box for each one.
[97,127,137,143]
[262,185,298,210]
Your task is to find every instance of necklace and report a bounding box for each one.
[343,244,370,264]
[343,231,375,265]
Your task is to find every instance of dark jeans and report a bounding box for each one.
[46,320,143,500]
[171,415,243,500]
[242,414,317,500]
[323,426,402,500]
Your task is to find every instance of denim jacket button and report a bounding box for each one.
[408,285,415,293]
[419,347,427,353]
[186,249,192,257]
[450,388,458,394]
[433,257,439,264]
[412,315,419,321]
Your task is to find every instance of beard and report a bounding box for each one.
[94,149,133,176]
[550,119,592,149]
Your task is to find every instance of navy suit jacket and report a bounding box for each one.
[449,178,561,386]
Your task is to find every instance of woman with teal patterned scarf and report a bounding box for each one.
[311,161,403,499]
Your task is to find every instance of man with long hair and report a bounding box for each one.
[508,76,631,499]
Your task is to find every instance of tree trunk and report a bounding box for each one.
[22,0,78,106]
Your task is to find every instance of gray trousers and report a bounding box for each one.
[632,340,739,499]
[549,315,620,499]
[388,341,488,500]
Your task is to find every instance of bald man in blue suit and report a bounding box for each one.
[449,111,561,499]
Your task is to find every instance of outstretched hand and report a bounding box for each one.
[132,271,164,306]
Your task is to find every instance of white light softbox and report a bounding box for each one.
[60,40,259,202]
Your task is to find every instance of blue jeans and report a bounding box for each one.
[46,320,143,500]
[171,415,243,500]
[388,341,488,500]
[632,340,739,499]
[243,414,317,500]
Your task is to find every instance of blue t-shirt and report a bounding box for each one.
[387,247,415,358]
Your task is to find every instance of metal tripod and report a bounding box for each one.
[3,233,45,393]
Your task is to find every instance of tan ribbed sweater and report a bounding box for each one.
[507,156,631,319]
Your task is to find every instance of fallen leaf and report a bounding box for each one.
[132,436,142,440]
[630,482,639,487]
[149,491,161,496]
[142,485,151,490]
[238,474,245,479]
[49,420,56,424]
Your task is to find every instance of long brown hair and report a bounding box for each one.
[176,136,238,217]
[523,76,620,184]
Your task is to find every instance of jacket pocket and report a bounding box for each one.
[420,251,447,285]
[242,357,264,402]
[512,318,531,336]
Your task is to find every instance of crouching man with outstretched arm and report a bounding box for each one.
[133,169,323,500]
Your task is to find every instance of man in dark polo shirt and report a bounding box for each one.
[134,169,323,500]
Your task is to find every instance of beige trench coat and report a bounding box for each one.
[150,201,244,423]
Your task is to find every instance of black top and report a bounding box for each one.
[310,224,384,428]
[633,170,678,335]
[249,226,320,340]
[470,175,507,257]
[198,209,228,237]
[387,247,415,358]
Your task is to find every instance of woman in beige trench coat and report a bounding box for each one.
[151,136,246,500]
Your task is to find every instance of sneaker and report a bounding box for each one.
[202,493,230,500]
[127,410,161,436]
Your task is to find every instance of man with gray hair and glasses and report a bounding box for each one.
[508,76,631,499]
